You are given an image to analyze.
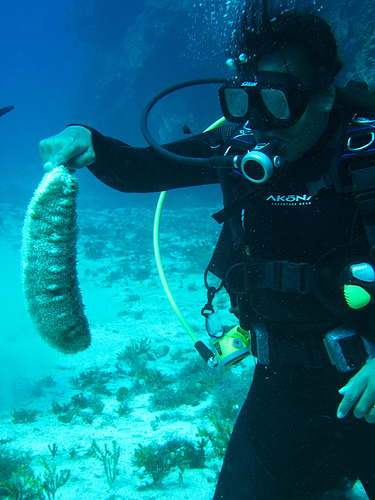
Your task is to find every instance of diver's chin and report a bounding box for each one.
[255,132,286,151]
[275,139,286,153]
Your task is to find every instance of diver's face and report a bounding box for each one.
[252,47,335,163]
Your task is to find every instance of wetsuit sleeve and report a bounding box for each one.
[84,126,222,193]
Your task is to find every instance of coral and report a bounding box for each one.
[0,446,31,485]
[91,440,121,488]
[2,465,44,500]
[11,409,37,424]
[87,395,105,415]
[48,444,58,460]
[57,413,74,424]
[133,438,205,488]
[135,367,172,391]
[115,387,132,416]
[52,392,104,425]
[150,387,199,411]
[72,392,105,416]
[51,402,72,415]
[21,165,90,354]
[117,339,152,362]
[115,386,129,402]
[0,446,44,500]
[116,401,131,417]
[197,417,232,460]
[70,367,111,394]
[116,339,152,374]
[52,393,104,425]
[40,458,70,500]
[71,393,89,410]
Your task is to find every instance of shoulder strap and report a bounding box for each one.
[338,117,375,258]
[307,115,375,258]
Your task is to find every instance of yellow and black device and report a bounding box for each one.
[211,325,251,366]
[204,309,251,366]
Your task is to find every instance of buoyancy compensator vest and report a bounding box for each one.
[207,114,375,341]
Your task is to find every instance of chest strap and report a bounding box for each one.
[225,259,315,295]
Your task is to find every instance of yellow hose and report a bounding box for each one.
[153,118,225,342]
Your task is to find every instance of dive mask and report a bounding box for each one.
[219,71,332,129]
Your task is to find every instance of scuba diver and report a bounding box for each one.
[39,1,375,498]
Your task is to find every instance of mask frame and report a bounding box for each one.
[219,71,332,129]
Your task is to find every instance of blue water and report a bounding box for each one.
[0,0,233,209]
[1,1,83,165]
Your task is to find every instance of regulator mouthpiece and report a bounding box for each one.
[234,140,284,183]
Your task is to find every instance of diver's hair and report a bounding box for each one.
[227,0,342,78]
[227,0,375,114]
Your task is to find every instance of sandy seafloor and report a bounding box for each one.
[0,180,370,500]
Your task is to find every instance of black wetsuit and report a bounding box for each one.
[85,109,375,499]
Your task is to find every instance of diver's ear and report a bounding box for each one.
[319,84,336,112]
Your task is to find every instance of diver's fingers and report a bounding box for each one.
[337,388,362,419]
[365,406,375,423]
[353,383,375,419]
[353,361,375,420]
[39,135,72,166]
[46,140,87,169]
[39,126,94,170]
[337,375,365,419]
[65,146,96,170]
[337,359,375,420]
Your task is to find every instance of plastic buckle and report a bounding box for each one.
[272,261,313,294]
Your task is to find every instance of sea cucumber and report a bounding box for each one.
[21,165,90,353]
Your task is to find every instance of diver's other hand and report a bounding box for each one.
[337,357,375,423]
[39,126,96,171]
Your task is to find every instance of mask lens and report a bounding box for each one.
[223,87,249,119]
[260,89,291,120]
